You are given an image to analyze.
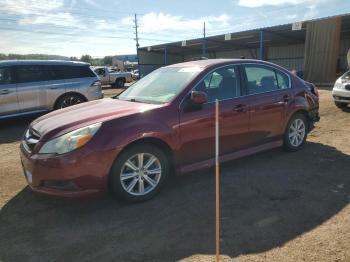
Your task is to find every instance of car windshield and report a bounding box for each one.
[117,66,202,104]
[341,71,350,81]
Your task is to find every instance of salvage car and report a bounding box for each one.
[332,70,350,108]
[93,66,132,88]
[0,60,102,119]
[20,59,320,202]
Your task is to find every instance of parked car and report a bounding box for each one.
[21,59,319,202]
[0,60,103,119]
[93,67,132,88]
[332,70,350,108]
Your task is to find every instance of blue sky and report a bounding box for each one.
[0,0,349,57]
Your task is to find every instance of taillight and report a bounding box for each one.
[312,85,319,97]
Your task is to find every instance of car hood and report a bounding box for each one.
[30,98,161,140]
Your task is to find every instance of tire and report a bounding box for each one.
[115,78,125,88]
[55,93,85,109]
[335,101,348,109]
[283,113,308,152]
[109,144,169,202]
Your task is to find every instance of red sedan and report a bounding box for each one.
[20,59,320,202]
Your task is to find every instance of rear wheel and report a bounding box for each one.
[115,78,125,88]
[335,101,348,109]
[110,144,169,202]
[55,93,85,109]
[283,113,308,152]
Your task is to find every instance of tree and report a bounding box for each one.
[80,54,92,64]
[103,56,113,66]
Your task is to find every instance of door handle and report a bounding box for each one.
[0,89,9,95]
[233,104,246,113]
[282,94,290,103]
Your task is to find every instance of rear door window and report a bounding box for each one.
[50,65,96,80]
[244,64,290,94]
[0,67,12,85]
[15,65,49,83]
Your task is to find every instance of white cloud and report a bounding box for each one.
[0,0,64,15]
[237,0,320,8]
[18,12,85,29]
[121,12,231,34]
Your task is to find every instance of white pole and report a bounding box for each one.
[215,99,220,262]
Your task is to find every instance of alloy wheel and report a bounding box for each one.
[288,118,306,147]
[60,96,83,108]
[120,153,162,196]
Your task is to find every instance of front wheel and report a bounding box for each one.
[115,78,125,88]
[109,144,169,202]
[283,113,308,152]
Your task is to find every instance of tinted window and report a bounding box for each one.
[0,67,12,85]
[15,65,49,83]
[195,66,241,103]
[94,68,105,75]
[50,65,95,80]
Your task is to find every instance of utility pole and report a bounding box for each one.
[133,13,141,76]
[202,22,206,58]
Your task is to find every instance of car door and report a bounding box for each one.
[96,68,108,84]
[0,66,19,116]
[178,65,249,168]
[14,65,51,112]
[242,63,291,146]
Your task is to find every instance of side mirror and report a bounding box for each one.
[190,91,208,104]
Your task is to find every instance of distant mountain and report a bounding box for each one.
[0,53,70,60]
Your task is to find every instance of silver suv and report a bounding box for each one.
[0,60,103,119]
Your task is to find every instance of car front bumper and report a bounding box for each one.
[332,87,350,103]
[20,144,117,198]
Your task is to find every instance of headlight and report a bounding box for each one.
[38,122,102,154]
[334,78,343,89]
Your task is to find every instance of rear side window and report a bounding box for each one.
[15,65,49,83]
[244,64,290,94]
[0,67,12,85]
[50,65,95,80]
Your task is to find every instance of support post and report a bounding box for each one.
[202,22,206,58]
[215,99,220,262]
[259,29,264,60]
[134,14,141,76]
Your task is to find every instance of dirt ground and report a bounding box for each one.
[1,89,350,262]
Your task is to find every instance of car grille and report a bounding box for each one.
[22,128,41,153]
[345,84,350,91]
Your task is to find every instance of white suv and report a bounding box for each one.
[332,70,350,109]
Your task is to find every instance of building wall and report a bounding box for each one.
[138,49,183,75]
[266,44,305,71]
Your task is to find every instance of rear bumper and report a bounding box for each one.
[307,108,320,131]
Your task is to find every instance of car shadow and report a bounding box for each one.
[1,142,349,261]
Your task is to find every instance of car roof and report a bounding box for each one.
[165,58,291,73]
[0,60,90,67]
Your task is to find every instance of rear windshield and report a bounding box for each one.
[13,64,95,83]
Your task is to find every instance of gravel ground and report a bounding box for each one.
[1,89,350,262]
